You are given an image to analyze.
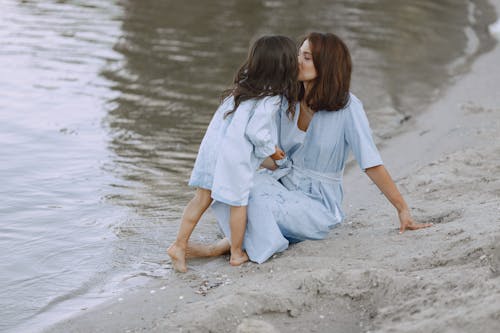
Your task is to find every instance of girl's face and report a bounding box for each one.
[298,39,317,82]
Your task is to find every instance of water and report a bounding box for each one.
[0,0,496,331]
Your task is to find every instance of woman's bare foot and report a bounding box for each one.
[229,250,249,266]
[186,238,231,258]
[167,243,187,273]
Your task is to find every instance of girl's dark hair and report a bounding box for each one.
[223,35,299,117]
[299,32,352,112]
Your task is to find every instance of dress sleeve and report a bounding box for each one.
[344,96,383,171]
[245,96,280,159]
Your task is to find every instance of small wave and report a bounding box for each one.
[489,19,500,40]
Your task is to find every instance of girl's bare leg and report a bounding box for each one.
[186,238,231,258]
[229,205,249,266]
[167,188,212,272]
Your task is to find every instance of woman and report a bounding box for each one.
[187,32,432,264]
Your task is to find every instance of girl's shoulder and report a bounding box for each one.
[255,95,283,109]
[220,95,283,115]
[220,95,235,108]
[255,94,282,104]
[214,95,236,115]
[224,94,283,107]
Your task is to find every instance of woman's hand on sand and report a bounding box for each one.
[398,209,433,233]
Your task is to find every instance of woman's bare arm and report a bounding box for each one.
[365,165,433,233]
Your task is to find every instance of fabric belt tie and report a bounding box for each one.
[291,165,342,184]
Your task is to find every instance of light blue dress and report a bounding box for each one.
[189,95,281,206]
[212,93,383,263]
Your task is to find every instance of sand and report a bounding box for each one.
[45,3,500,332]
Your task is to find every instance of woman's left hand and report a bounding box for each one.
[398,209,433,233]
[365,165,433,234]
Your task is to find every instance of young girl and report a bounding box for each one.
[167,35,298,272]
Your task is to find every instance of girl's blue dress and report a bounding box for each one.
[212,93,383,263]
[189,95,282,206]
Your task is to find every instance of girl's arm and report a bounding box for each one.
[365,165,433,233]
[245,97,280,159]
[260,157,278,170]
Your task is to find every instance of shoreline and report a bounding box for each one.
[44,4,500,333]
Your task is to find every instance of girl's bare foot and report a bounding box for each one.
[229,250,249,266]
[167,243,187,273]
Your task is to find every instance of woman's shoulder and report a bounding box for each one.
[345,93,365,116]
[347,92,363,108]
[318,93,362,114]
[346,93,367,116]
[314,93,366,127]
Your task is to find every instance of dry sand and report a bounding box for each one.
[46,3,500,332]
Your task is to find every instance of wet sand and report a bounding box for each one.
[45,2,500,333]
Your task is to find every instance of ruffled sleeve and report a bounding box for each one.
[245,96,280,159]
[344,95,383,170]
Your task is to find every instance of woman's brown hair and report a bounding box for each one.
[300,32,352,112]
[223,35,299,117]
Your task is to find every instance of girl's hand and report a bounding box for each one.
[260,157,278,170]
[270,146,285,160]
[398,209,433,234]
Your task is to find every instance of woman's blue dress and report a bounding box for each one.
[211,93,383,263]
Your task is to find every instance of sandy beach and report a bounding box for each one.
[45,3,500,333]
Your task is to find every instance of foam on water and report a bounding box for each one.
[489,19,500,39]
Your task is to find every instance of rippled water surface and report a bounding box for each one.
[0,0,496,331]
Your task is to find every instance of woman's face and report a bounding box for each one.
[298,39,317,82]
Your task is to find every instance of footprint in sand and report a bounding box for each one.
[488,237,500,276]
[460,102,495,114]
[418,209,463,225]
